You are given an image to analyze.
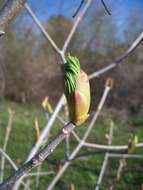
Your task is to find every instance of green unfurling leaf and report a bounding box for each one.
[64,54,80,96]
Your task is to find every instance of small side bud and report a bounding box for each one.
[62,128,68,135]
[128,135,138,154]
[105,78,114,89]
[42,96,49,109]
[42,96,53,113]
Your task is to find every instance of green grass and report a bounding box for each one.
[0,100,143,190]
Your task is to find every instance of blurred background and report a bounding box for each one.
[0,0,143,111]
[0,0,143,189]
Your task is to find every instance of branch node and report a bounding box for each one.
[105,78,114,89]
[80,140,85,146]
[32,158,39,165]
[50,149,54,153]
[62,128,69,135]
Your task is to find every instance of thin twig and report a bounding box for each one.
[71,131,81,142]
[89,30,143,80]
[0,108,14,182]
[34,118,40,142]
[0,148,30,190]
[25,2,143,79]
[100,0,111,15]
[13,95,65,190]
[109,153,143,159]
[24,3,61,55]
[72,0,85,18]
[0,122,75,190]
[27,95,65,161]
[62,0,92,54]
[64,99,70,158]
[35,165,41,188]
[34,118,41,189]
[95,123,114,190]
[42,97,51,122]
[0,148,17,171]
[26,171,54,177]
[83,142,143,152]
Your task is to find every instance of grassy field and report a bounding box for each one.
[0,100,143,190]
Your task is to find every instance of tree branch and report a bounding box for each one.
[89,30,143,79]
[0,148,30,190]
[72,0,85,18]
[100,0,111,15]
[24,3,61,55]
[0,108,14,182]
[83,142,143,152]
[62,0,92,54]
[95,124,113,190]
[0,122,75,190]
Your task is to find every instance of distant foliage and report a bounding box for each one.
[0,8,143,114]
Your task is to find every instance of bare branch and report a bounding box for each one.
[13,95,65,190]
[72,0,85,18]
[24,3,61,54]
[0,148,30,190]
[35,165,41,188]
[0,108,14,183]
[95,123,114,190]
[25,171,54,177]
[89,30,143,80]
[34,118,40,142]
[63,100,70,158]
[27,95,65,161]
[62,0,92,54]
[109,153,143,159]
[25,0,93,64]
[100,0,111,15]
[83,142,143,152]
[0,148,17,171]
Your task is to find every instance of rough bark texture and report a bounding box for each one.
[0,122,75,190]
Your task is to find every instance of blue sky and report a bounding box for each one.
[13,0,143,44]
[27,0,85,21]
[26,0,143,21]
[25,0,143,36]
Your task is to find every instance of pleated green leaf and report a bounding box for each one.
[64,54,80,96]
